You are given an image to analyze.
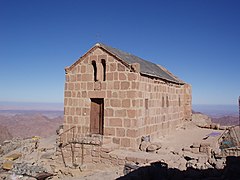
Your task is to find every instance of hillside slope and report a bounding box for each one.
[0,125,13,144]
[0,113,63,139]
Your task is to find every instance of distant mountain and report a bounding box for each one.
[0,101,63,111]
[0,125,13,144]
[212,116,239,126]
[0,113,63,139]
[193,104,238,117]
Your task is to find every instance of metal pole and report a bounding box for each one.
[239,96,240,126]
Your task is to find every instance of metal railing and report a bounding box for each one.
[218,125,240,157]
[58,126,103,167]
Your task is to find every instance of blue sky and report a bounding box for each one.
[0,0,239,105]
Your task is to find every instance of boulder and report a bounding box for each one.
[0,147,3,154]
[147,144,158,152]
[210,123,220,130]
[139,141,150,151]
[192,113,212,127]
[2,161,14,170]
[151,142,162,149]
[5,153,22,161]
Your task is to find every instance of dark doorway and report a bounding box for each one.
[90,98,104,135]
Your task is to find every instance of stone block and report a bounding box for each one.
[109,118,122,127]
[100,152,110,159]
[91,151,100,157]
[118,159,125,165]
[105,108,114,117]
[124,119,131,127]
[117,63,125,71]
[121,138,130,147]
[88,91,106,98]
[131,63,140,72]
[110,99,121,107]
[106,73,114,81]
[191,147,199,154]
[84,156,93,163]
[126,156,137,163]
[2,161,13,170]
[89,55,97,61]
[126,129,137,137]
[110,63,117,71]
[127,91,137,98]
[87,82,94,90]
[136,157,147,164]
[122,99,130,108]
[198,155,208,164]
[104,127,115,136]
[115,109,126,117]
[98,54,107,61]
[101,158,111,164]
[119,73,127,80]
[114,81,120,89]
[128,73,138,81]
[81,66,86,73]
[191,142,200,148]
[112,137,120,144]
[199,146,209,154]
[116,128,125,137]
[114,72,118,80]
[82,74,92,81]
[121,82,130,90]
[92,157,100,163]
[147,144,158,152]
[5,153,22,161]
[127,110,136,118]
[200,143,211,147]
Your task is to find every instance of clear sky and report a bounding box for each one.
[0,0,239,105]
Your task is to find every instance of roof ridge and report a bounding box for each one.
[98,43,183,84]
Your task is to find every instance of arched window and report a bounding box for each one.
[101,59,106,81]
[92,61,97,81]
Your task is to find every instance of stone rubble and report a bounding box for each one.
[139,137,162,153]
[0,122,239,179]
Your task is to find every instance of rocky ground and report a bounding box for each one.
[0,114,239,179]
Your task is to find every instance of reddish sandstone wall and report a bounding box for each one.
[63,47,140,149]
[134,75,186,142]
[63,47,192,150]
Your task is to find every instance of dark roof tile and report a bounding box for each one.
[98,43,183,84]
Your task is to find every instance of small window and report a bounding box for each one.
[145,99,149,110]
[101,59,106,81]
[166,96,169,107]
[179,96,181,107]
[92,61,97,81]
[162,96,165,107]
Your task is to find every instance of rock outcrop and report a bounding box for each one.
[0,125,13,145]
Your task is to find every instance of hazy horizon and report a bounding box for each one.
[0,101,64,111]
[0,101,238,117]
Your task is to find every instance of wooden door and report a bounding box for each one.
[90,98,104,134]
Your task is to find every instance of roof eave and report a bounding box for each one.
[140,72,185,85]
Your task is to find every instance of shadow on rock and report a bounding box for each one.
[117,156,240,180]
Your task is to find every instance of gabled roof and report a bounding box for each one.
[67,43,184,84]
[98,43,184,84]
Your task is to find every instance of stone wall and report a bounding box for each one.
[63,46,192,150]
[63,47,140,149]
[134,74,187,143]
